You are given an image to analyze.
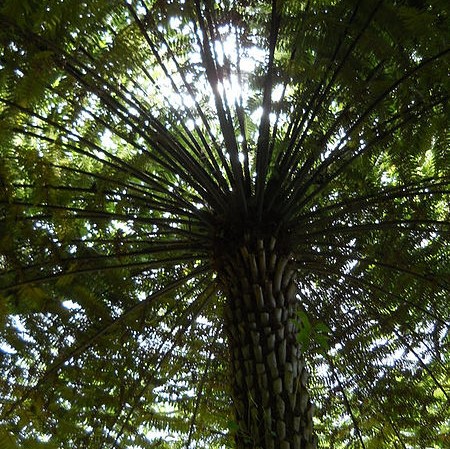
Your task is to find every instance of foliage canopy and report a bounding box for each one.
[0,0,449,448]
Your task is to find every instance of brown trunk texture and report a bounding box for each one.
[219,235,317,449]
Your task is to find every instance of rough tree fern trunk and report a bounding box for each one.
[218,233,317,449]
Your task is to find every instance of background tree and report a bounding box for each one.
[0,0,449,448]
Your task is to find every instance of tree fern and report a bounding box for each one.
[0,0,449,448]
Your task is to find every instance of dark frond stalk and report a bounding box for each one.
[194,0,247,209]
[185,326,221,449]
[3,24,228,207]
[217,235,316,449]
[289,176,450,228]
[278,0,367,176]
[269,0,310,155]
[112,281,217,447]
[255,0,281,219]
[285,93,449,219]
[124,3,231,191]
[327,360,367,449]
[234,28,251,190]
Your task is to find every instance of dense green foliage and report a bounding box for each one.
[0,0,449,447]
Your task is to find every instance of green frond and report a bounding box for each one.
[1,0,449,447]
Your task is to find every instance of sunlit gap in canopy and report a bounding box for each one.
[210,24,288,149]
[175,16,288,169]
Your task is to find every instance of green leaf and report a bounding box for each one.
[0,427,19,449]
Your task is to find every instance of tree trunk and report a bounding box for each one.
[218,235,317,449]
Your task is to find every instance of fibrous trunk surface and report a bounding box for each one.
[219,234,316,449]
